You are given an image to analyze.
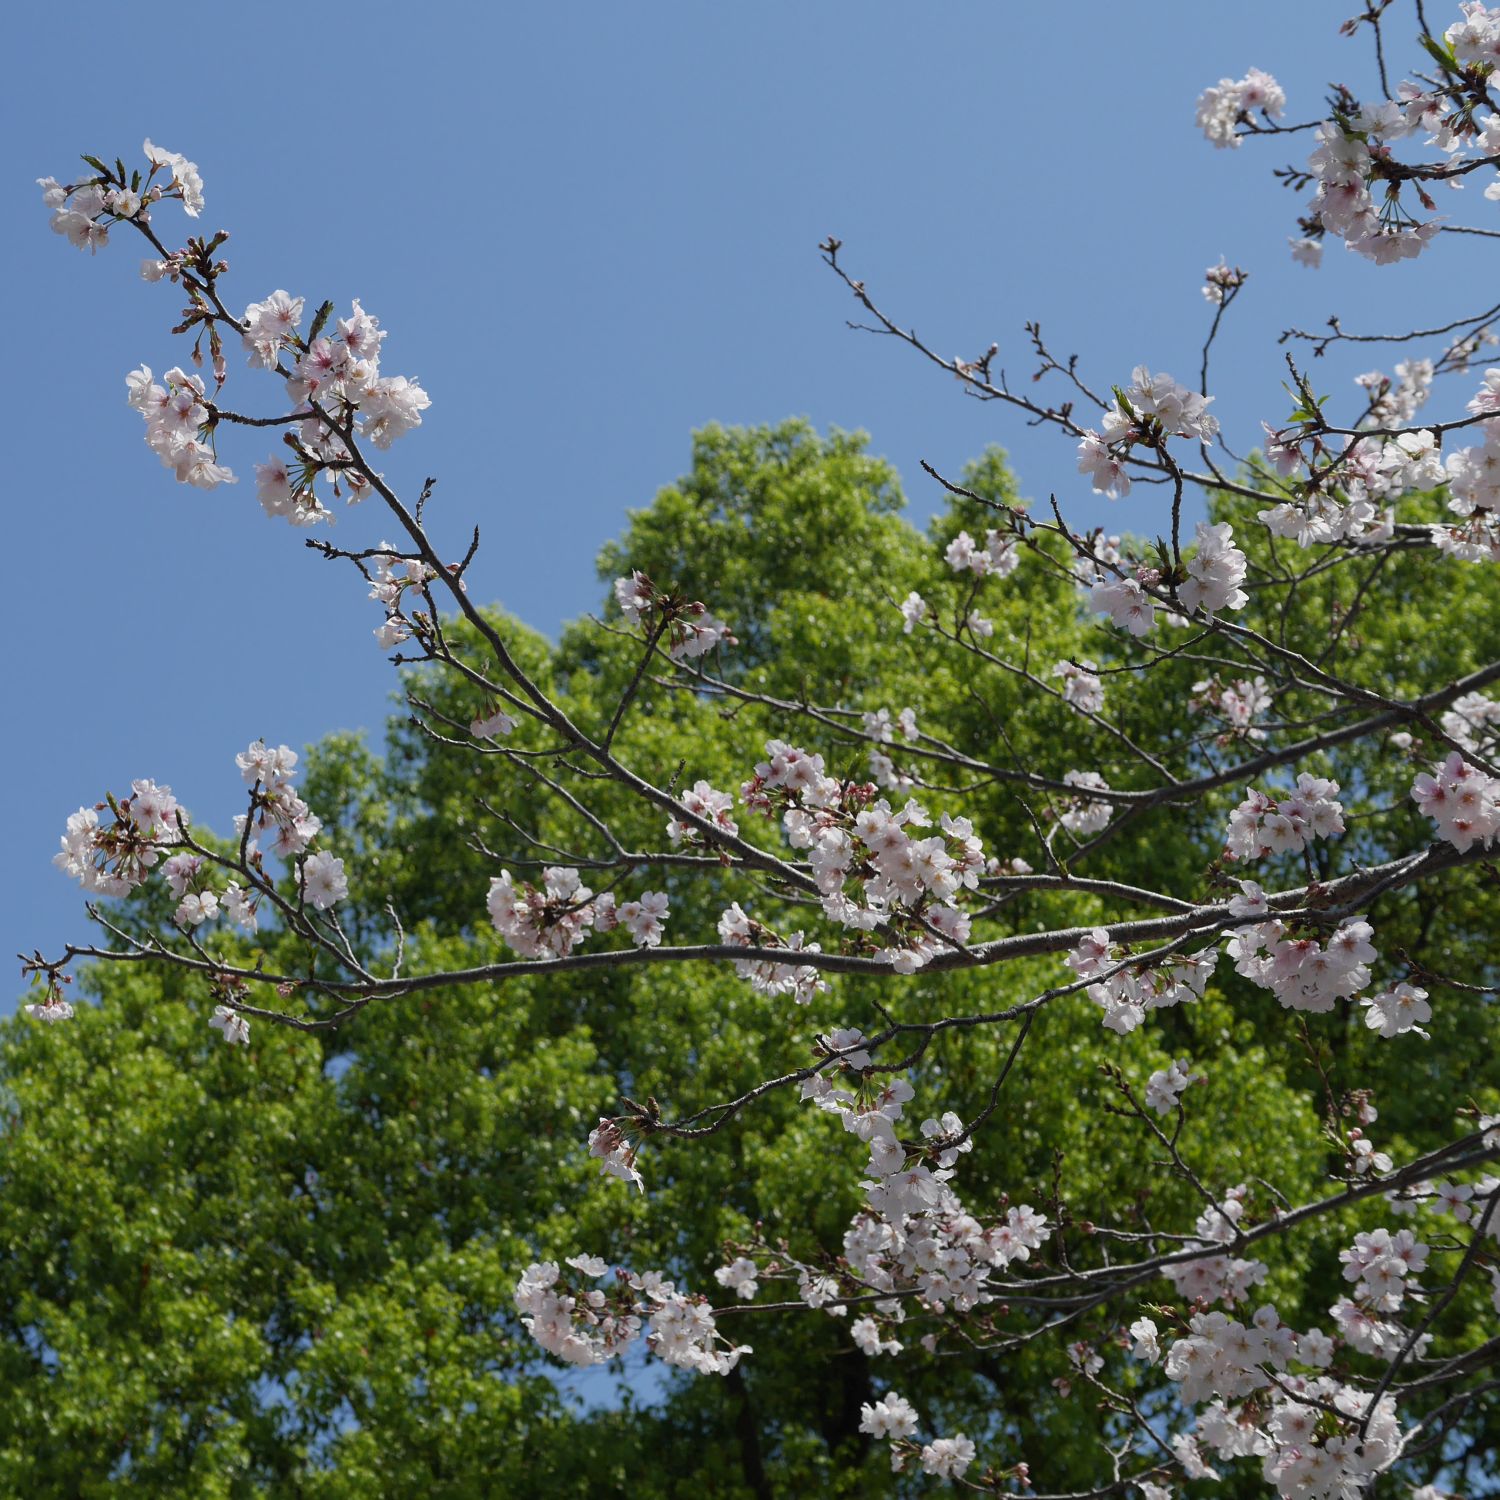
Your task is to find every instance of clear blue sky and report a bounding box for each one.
[8,2,1490,993]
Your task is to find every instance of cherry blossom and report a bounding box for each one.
[299,850,348,910]
[1361,982,1433,1038]
[1224,773,1345,862]
[1191,673,1273,743]
[23,997,74,1025]
[588,1118,644,1192]
[713,1258,760,1300]
[1411,752,1500,850]
[617,890,670,947]
[667,780,740,844]
[858,1391,919,1441]
[208,1005,250,1047]
[1053,659,1104,714]
[1090,573,1158,636]
[1178,522,1248,617]
[126,363,236,489]
[920,1434,976,1479]
[1058,769,1113,836]
[944,527,1019,578]
[1145,1058,1202,1115]
[1289,236,1323,268]
[1196,68,1286,148]
[514,1260,748,1375]
[142,139,204,215]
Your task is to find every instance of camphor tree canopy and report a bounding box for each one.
[11,4,1500,1496]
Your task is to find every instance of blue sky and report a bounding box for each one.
[7,1,1492,993]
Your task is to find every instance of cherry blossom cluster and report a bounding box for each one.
[125,364,236,489]
[1065,928,1217,1034]
[1158,1302,1406,1498]
[53,743,345,920]
[1388,1159,1500,1258]
[1449,1,1500,64]
[1206,5,1500,265]
[1202,257,1247,305]
[844,1190,1052,1308]
[1195,68,1286,149]
[54,779,183,897]
[1162,1186,1271,1306]
[666,779,739,845]
[861,705,918,744]
[1179,521,1250,616]
[1052,659,1104,714]
[1339,1225,1428,1312]
[1077,366,1220,499]
[1089,570,1160,635]
[858,1388,1021,1483]
[161,853,221,929]
[232,741,347,914]
[1255,363,1440,548]
[487,867,670,959]
[713,1257,760,1300]
[1075,529,1124,587]
[867,748,914,794]
[1257,485,1395,553]
[1056,769,1113,837]
[254,412,376,529]
[1225,904,1379,1017]
[234,740,321,862]
[686,1033,1048,1342]
[613,570,737,661]
[363,543,437,650]
[1410,751,1500,849]
[1360,358,1434,428]
[1190,673,1273,743]
[1434,374,1500,559]
[1089,522,1247,634]
[1307,116,1440,265]
[1223,773,1345,861]
[1440,689,1500,754]
[943,527,1019,578]
[514,1258,749,1375]
[716,901,826,1004]
[859,1393,977,1480]
[45,146,437,531]
[860,707,920,790]
[1145,1057,1203,1115]
[46,742,349,1040]
[23,983,75,1026]
[700,1042,1057,1390]
[739,739,987,973]
[248,296,428,525]
[587,1117,644,1192]
[38,139,202,257]
[270,295,426,444]
[1138,1177,1498,1497]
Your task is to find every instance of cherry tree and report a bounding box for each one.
[24,5,1500,1493]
